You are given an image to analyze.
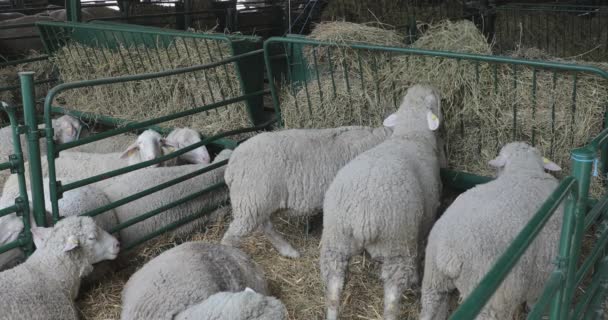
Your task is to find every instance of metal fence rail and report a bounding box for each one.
[262,36,608,318]
[493,3,608,62]
[0,102,34,257]
[19,48,277,251]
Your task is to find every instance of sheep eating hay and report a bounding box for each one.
[420,142,563,319]
[321,85,444,320]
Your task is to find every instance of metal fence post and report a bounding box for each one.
[552,147,593,319]
[20,71,47,228]
[583,257,608,320]
[66,0,82,22]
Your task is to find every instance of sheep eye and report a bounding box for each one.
[87,235,96,241]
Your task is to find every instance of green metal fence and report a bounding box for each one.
[493,3,608,62]
[0,101,34,258]
[262,36,608,318]
[17,46,277,251]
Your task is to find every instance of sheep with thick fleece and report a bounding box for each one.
[221,124,396,258]
[419,142,563,320]
[0,180,118,271]
[320,85,444,320]
[121,241,268,320]
[95,149,232,247]
[0,113,81,187]
[175,288,288,320]
[0,216,120,320]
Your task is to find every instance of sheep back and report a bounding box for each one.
[175,290,287,320]
[121,242,268,320]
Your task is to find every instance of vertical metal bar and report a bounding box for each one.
[512,64,518,140]
[326,47,337,98]
[570,74,578,147]
[20,72,46,227]
[531,68,538,146]
[554,147,594,319]
[551,72,558,159]
[582,257,608,320]
[311,48,324,118]
[66,0,82,22]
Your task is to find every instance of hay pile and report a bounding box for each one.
[51,40,252,137]
[279,20,608,197]
[76,214,424,319]
[0,52,56,106]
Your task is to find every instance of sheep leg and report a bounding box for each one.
[261,221,300,258]
[320,249,349,320]
[221,216,259,248]
[380,256,415,320]
[420,282,451,320]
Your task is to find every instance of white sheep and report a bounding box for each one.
[0,216,120,320]
[220,124,395,259]
[320,85,444,320]
[97,149,232,247]
[121,241,268,320]
[164,127,211,165]
[419,142,563,320]
[0,113,81,187]
[0,180,119,271]
[175,288,288,320]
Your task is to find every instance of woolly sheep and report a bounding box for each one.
[1,129,176,196]
[0,181,119,271]
[164,127,211,165]
[419,142,563,320]
[175,288,288,320]
[320,85,444,320]
[121,241,268,320]
[220,124,396,259]
[93,148,232,247]
[0,112,81,187]
[0,216,120,320]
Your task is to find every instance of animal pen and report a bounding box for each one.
[0,7,608,320]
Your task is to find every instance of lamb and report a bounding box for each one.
[220,123,397,258]
[0,112,81,187]
[164,127,211,165]
[0,216,120,320]
[0,181,118,271]
[419,142,563,320]
[175,288,288,320]
[320,85,444,320]
[121,241,268,320]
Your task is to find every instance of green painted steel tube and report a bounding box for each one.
[440,169,493,191]
[448,177,577,320]
[83,160,228,219]
[262,40,283,127]
[122,199,230,251]
[0,162,12,171]
[108,182,226,234]
[582,257,608,320]
[3,103,33,255]
[584,196,608,231]
[0,205,18,218]
[0,238,26,255]
[20,72,46,228]
[559,148,593,319]
[263,37,608,80]
[66,0,81,22]
[527,271,565,319]
[575,223,608,288]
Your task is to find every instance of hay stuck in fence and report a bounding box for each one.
[76,214,423,320]
[0,52,56,106]
[51,40,252,138]
[280,19,608,197]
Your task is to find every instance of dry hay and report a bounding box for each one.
[319,0,464,27]
[51,40,252,138]
[76,214,423,320]
[280,19,608,198]
[493,7,608,62]
[0,52,56,106]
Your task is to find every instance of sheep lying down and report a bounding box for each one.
[0,216,120,320]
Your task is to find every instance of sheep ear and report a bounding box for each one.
[244,287,255,293]
[120,142,139,159]
[383,113,398,127]
[160,138,179,149]
[62,235,80,252]
[31,226,52,248]
[426,111,440,131]
[543,157,562,171]
[488,155,506,168]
